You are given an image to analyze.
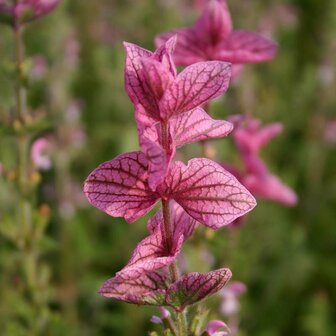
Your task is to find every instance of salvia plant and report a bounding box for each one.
[0,0,300,335]
[81,1,298,335]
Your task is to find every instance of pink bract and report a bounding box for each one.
[155,0,277,66]
[83,151,159,223]
[84,152,256,228]
[99,268,168,305]
[100,267,232,310]
[121,203,196,274]
[166,268,232,311]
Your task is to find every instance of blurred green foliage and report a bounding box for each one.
[0,0,336,335]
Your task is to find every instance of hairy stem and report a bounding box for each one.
[14,25,27,121]
[14,26,33,248]
[161,121,188,336]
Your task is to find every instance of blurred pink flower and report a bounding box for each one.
[220,281,246,316]
[324,120,336,144]
[30,55,48,80]
[31,137,52,171]
[230,116,298,207]
[64,34,80,67]
[0,0,59,25]
[156,0,277,67]
[150,306,171,325]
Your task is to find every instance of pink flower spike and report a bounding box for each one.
[83,151,160,223]
[160,61,231,119]
[166,268,232,311]
[99,269,168,305]
[167,159,257,229]
[155,0,277,66]
[206,320,230,336]
[170,107,233,147]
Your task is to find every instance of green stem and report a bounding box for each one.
[160,121,188,335]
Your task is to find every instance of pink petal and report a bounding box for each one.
[160,61,231,119]
[170,107,233,147]
[123,42,160,123]
[155,29,207,66]
[166,268,232,310]
[194,0,232,42]
[167,159,257,229]
[206,320,230,336]
[217,30,278,63]
[83,151,160,223]
[99,269,168,305]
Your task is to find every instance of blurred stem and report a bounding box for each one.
[161,121,188,336]
[14,25,33,247]
[14,24,44,334]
